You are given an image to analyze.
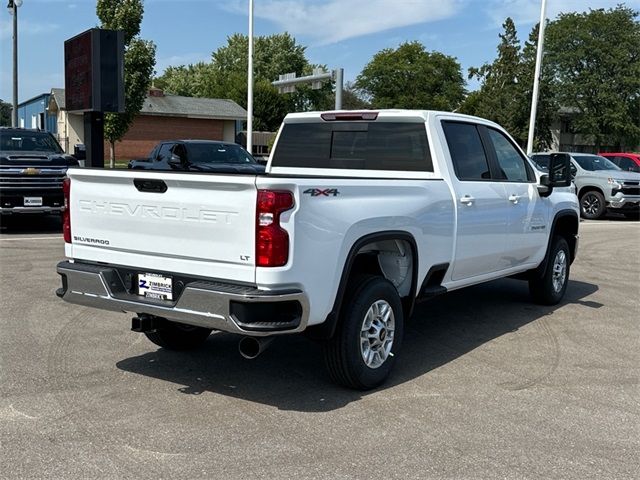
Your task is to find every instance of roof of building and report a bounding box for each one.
[47,88,246,121]
[17,93,50,108]
[50,88,65,110]
[141,94,246,120]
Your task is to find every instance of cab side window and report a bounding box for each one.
[442,122,491,181]
[618,157,638,172]
[172,144,188,162]
[486,128,531,182]
[157,143,173,162]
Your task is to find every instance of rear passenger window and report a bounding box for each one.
[272,122,432,172]
[442,122,491,181]
[486,128,531,182]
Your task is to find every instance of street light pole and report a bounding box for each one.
[526,0,548,155]
[7,0,22,127]
[246,0,254,155]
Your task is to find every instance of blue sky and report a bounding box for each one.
[1,0,638,103]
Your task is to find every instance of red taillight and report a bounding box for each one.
[62,177,71,243]
[256,190,294,267]
[321,111,378,121]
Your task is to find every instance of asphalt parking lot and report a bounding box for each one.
[0,214,638,479]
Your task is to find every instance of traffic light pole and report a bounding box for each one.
[272,68,344,110]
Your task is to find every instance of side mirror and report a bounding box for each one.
[168,153,183,168]
[73,144,86,161]
[548,153,572,187]
[538,153,571,198]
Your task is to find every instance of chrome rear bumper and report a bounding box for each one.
[56,261,309,336]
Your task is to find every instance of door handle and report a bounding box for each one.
[459,195,475,205]
[134,178,168,193]
[508,194,520,204]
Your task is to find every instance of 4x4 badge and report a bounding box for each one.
[303,188,340,197]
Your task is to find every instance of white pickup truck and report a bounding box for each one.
[56,110,579,389]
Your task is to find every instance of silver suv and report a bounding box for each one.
[531,152,640,219]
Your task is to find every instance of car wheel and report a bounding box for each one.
[580,191,606,219]
[324,276,404,390]
[529,236,570,305]
[144,319,212,350]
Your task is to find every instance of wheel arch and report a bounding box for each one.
[306,230,419,340]
[535,210,579,277]
[577,185,605,199]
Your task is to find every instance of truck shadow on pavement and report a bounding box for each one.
[116,278,599,412]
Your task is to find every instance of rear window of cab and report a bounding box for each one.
[271,121,433,172]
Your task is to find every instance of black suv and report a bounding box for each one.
[0,128,79,215]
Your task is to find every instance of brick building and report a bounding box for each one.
[48,88,246,161]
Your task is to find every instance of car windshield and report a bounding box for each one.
[0,131,63,153]
[573,155,620,171]
[186,143,256,164]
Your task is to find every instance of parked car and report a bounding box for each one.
[128,140,265,174]
[0,127,79,215]
[531,152,640,219]
[57,110,578,389]
[599,152,640,173]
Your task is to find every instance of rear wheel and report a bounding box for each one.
[324,276,404,390]
[580,191,606,219]
[144,320,212,350]
[529,236,570,305]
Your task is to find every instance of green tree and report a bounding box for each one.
[465,18,525,141]
[355,41,465,110]
[157,33,331,131]
[342,82,371,110]
[545,6,640,150]
[155,63,214,97]
[0,99,11,126]
[97,0,156,167]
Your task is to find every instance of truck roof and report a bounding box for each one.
[283,109,500,127]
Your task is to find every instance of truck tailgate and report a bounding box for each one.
[67,169,257,283]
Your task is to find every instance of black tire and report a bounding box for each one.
[324,276,404,390]
[529,236,570,305]
[144,320,212,350]
[580,190,606,219]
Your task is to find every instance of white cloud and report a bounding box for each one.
[224,0,463,45]
[485,0,640,27]
[0,20,60,40]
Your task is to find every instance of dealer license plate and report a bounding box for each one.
[138,273,173,300]
[24,197,43,207]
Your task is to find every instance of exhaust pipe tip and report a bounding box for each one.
[239,336,274,360]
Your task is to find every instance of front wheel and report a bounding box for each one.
[144,319,212,350]
[580,191,606,219]
[529,236,570,305]
[323,276,404,390]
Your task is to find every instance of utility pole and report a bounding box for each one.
[526,0,548,155]
[7,0,23,127]
[246,0,254,155]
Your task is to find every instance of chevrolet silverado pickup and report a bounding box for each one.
[1,128,79,215]
[56,110,579,389]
